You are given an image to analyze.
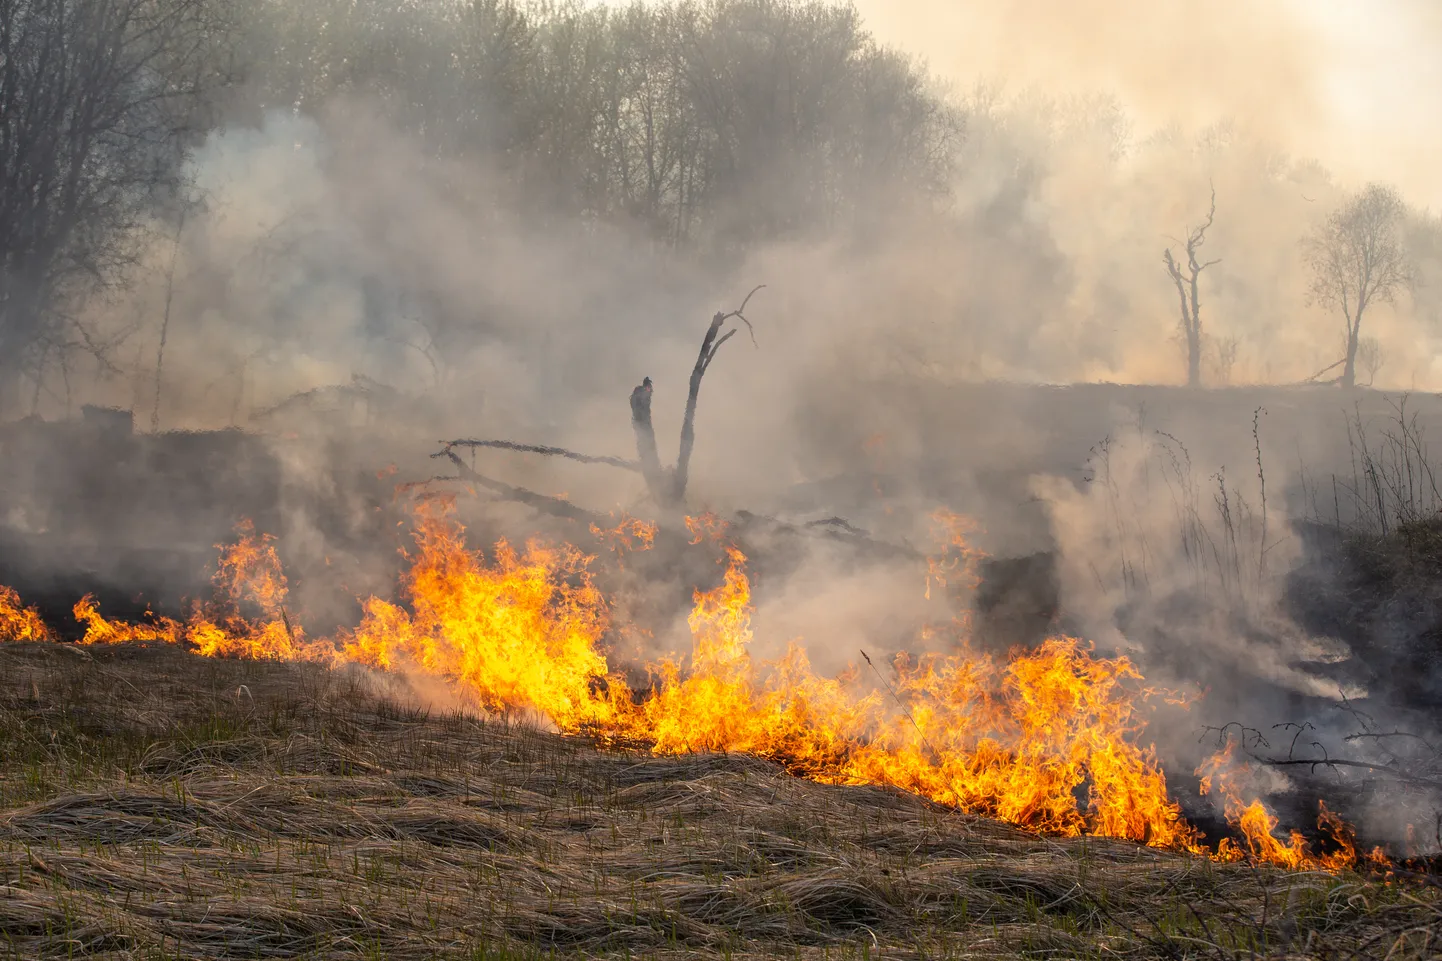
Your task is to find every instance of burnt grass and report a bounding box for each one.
[1288,518,1442,714]
[1,644,1438,960]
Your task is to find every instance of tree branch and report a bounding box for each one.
[430,448,603,525]
[439,439,640,472]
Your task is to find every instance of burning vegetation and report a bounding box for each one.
[0,501,1418,871]
[4,1,1442,956]
[2,497,1441,959]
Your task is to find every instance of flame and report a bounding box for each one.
[590,513,658,566]
[74,596,181,646]
[0,504,1393,872]
[925,509,986,602]
[0,586,50,641]
[1198,738,1359,870]
[66,521,327,661]
[342,504,623,730]
[685,512,729,545]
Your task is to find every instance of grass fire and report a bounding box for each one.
[4,0,1442,957]
[3,489,1440,958]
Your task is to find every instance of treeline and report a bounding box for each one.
[236,0,959,244]
[2,0,1439,416]
[0,0,960,405]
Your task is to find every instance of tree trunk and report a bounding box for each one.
[1342,328,1360,389]
[629,377,671,503]
[1187,329,1202,387]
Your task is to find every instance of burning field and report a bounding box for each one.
[2,487,1440,959]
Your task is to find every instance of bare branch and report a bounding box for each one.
[439,439,640,472]
[430,449,603,525]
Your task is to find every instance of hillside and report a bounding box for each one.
[2,642,1436,960]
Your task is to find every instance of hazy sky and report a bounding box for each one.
[851,0,1442,208]
[594,0,1442,209]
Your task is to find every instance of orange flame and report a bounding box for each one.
[0,586,50,642]
[1198,738,1358,870]
[685,512,729,545]
[590,513,658,567]
[74,596,181,646]
[0,504,1391,872]
[925,509,986,602]
[66,521,328,661]
[342,505,622,730]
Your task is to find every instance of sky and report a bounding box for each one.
[849,0,1442,208]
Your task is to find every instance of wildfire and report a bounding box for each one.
[590,513,658,566]
[0,503,1394,873]
[925,508,986,603]
[1198,737,1360,871]
[67,521,329,661]
[341,504,623,730]
[0,585,50,642]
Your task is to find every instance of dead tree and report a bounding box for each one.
[630,287,762,507]
[1163,186,1220,388]
[437,286,764,512]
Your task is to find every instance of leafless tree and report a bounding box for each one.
[1304,183,1412,389]
[1162,186,1219,387]
[0,0,230,411]
[1208,333,1240,386]
[1355,335,1384,388]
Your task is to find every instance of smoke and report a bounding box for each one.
[851,0,1442,209]
[6,0,1442,851]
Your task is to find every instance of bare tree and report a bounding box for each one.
[1304,184,1412,389]
[1208,333,1240,386]
[0,0,230,410]
[439,287,764,512]
[1162,186,1219,387]
[1355,335,1384,388]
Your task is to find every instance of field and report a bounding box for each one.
[2,642,1437,961]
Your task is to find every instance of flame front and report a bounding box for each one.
[0,586,50,642]
[0,505,1384,870]
[1198,738,1359,871]
[343,505,622,730]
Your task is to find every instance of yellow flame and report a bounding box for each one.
[0,504,1387,871]
[1197,739,1360,870]
[0,586,50,642]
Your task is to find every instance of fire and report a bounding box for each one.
[0,586,50,641]
[1198,738,1358,871]
[925,508,985,603]
[342,505,623,730]
[839,639,1199,848]
[66,521,328,661]
[608,536,1196,848]
[589,513,658,566]
[0,504,1392,873]
[74,596,181,646]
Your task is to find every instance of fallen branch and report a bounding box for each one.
[1296,358,1346,386]
[430,448,603,525]
[438,439,639,472]
[1256,754,1442,790]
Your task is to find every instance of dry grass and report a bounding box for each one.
[0,643,1437,960]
